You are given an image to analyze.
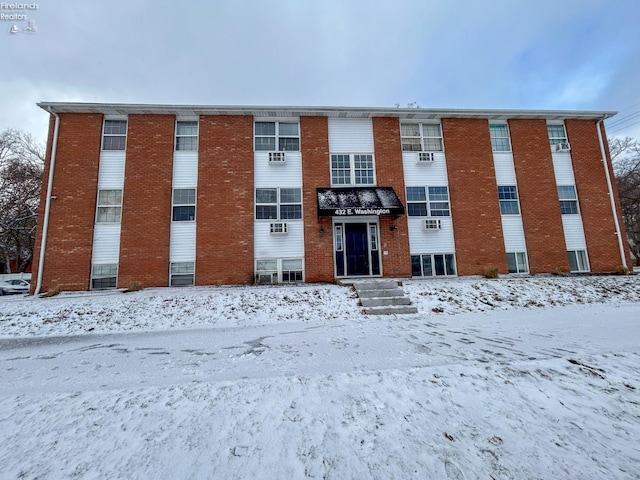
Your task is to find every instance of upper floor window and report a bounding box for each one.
[102,120,127,151]
[490,124,511,152]
[548,124,568,146]
[400,123,443,152]
[172,188,196,221]
[331,154,374,186]
[254,121,300,151]
[255,188,302,220]
[558,185,579,215]
[406,186,450,216]
[175,121,198,151]
[498,186,520,215]
[96,189,122,223]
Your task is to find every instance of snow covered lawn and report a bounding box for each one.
[1,276,639,479]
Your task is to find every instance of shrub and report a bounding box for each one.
[616,265,630,275]
[123,281,144,293]
[482,266,499,279]
[42,286,62,297]
[552,267,566,276]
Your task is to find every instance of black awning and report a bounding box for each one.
[317,187,405,218]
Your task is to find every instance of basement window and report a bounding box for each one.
[506,252,528,273]
[568,250,589,272]
[411,254,456,276]
[91,264,117,289]
[170,262,195,286]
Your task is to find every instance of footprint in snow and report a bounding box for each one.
[444,459,466,479]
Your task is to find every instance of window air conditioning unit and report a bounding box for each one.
[424,219,442,230]
[555,142,571,152]
[256,272,277,284]
[418,152,435,163]
[270,222,288,234]
[269,152,286,163]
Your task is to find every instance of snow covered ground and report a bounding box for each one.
[1,276,639,479]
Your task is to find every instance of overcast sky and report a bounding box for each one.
[2,0,640,143]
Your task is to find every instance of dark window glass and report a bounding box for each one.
[173,206,195,221]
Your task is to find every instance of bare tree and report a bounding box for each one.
[610,136,640,266]
[0,129,44,273]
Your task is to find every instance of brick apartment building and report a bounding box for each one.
[30,103,631,293]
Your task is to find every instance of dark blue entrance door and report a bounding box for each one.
[345,223,369,276]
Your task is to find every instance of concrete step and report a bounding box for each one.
[362,305,419,315]
[360,296,412,307]
[351,280,401,291]
[356,288,405,298]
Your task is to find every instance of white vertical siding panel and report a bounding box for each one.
[97,152,125,189]
[328,118,374,152]
[493,153,517,185]
[408,218,456,254]
[254,221,304,258]
[552,153,576,185]
[254,152,302,188]
[91,224,121,263]
[501,216,527,251]
[170,223,196,262]
[172,152,198,188]
[402,152,449,186]
[562,216,588,250]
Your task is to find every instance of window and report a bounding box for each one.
[558,185,578,215]
[411,254,456,276]
[506,252,528,273]
[91,264,117,289]
[102,120,127,151]
[330,154,375,186]
[172,188,196,221]
[400,123,443,152]
[406,186,450,217]
[96,189,122,223]
[568,250,589,272]
[176,121,198,151]
[170,262,195,286]
[255,188,302,220]
[490,124,511,152]
[548,124,567,146]
[498,186,520,215]
[254,121,300,151]
[256,258,303,283]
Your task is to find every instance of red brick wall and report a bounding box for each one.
[442,118,507,275]
[566,119,632,271]
[118,114,174,288]
[301,116,334,282]
[196,115,255,285]
[31,113,102,292]
[509,119,569,273]
[372,117,412,277]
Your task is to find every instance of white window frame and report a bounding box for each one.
[498,185,520,215]
[330,153,376,186]
[172,188,196,222]
[170,261,195,286]
[567,250,589,272]
[506,252,529,273]
[411,253,457,277]
[175,120,198,151]
[254,120,300,152]
[406,186,450,217]
[255,188,302,220]
[91,263,118,290]
[96,189,123,223]
[558,185,579,215]
[101,119,128,151]
[400,123,443,152]
[489,123,511,152]
[255,258,304,283]
[547,123,568,146]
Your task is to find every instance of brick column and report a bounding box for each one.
[442,118,507,275]
[509,119,569,273]
[566,119,632,271]
[196,115,254,285]
[118,114,174,288]
[372,117,411,277]
[31,113,102,292]
[301,116,334,282]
